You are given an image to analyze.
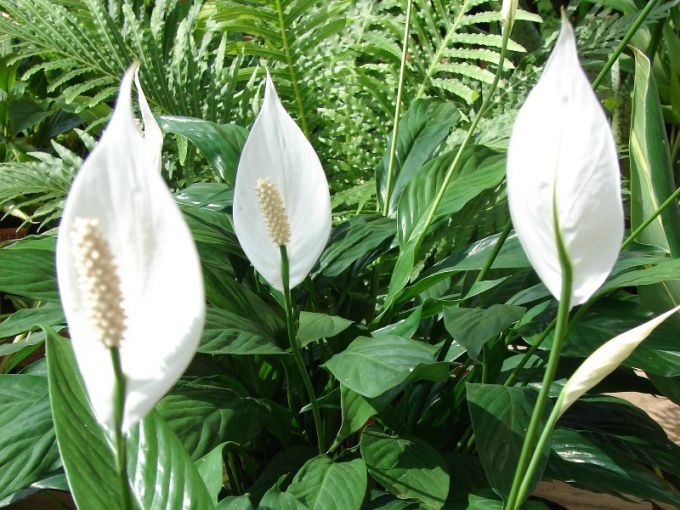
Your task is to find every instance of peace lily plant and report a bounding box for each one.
[56,65,205,508]
[4,2,680,509]
[505,16,679,510]
[233,73,332,453]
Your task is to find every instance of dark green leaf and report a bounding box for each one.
[377,100,460,216]
[128,410,215,510]
[156,385,270,460]
[160,116,247,185]
[45,327,123,510]
[196,444,229,505]
[629,48,680,328]
[467,383,551,501]
[199,306,284,355]
[297,312,353,347]
[443,304,525,360]
[323,336,443,398]
[0,306,64,339]
[286,456,366,510]
[0,237,58,301]
[0,374,59,501]
[360,425,449,510]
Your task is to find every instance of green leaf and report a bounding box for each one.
[331,385,395,450]
[0,306,64,339]
[286,456,366,510]
[127,410,215,510]
[629,48,680,328]
[443,304,525,360]
[546,428,680,507]
[156,385,270,460]
[297,312,353,348]
[0,237,58,301]
[45,327,123,510]
[466,384,551,501]
[360,425,449,510]
[397,146,506,245]
[160,116,247,185]
[377,100,460,217]
[258,481,308,510]
[552,300,680,377]
[199,306,284,355]
[216,495,254,510]
[196,443,229,505]
[317,215,396,279]
[323,336,445,398]
[0,374,59,501]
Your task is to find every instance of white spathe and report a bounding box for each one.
[500,0,518,32]
[56,65,205,433]
[233,74,332,291]
[558,304,680,417]
[506,19,623,306]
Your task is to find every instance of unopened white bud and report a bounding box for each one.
[255,177,291,246]
[70,218,127,349]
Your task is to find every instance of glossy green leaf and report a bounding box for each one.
[443,304,525,360]
[297,312,353,347]
[331,385,396,451]
[160,116,247,185]
[397,146,505,245]
[0,374,59,501]
[258,482,308,510]
[0,238,58,302]
[216,495,254,510]
[156,385,270,460]
[467,383,551,501]
[546,428,680,507]
[248,446,316,506]
[360,425,449,510]
[0,306,64,339]
[45,327,123,510]
[323,336,443,398]
[395,233,529,307]
[196,443,229,505]
[127,410,215,510]
[0,331,47,357]
[286,456,366,510]
[317,215,396,279]
[629,48,680,328]
[199,306,284,355]
[377,100,460,216]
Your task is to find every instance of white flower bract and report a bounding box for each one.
[558,304,680,417]
[233,74,332,292]
[56,65,205,433]
[506,19,624,306]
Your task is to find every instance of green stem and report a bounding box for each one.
[515,394,565,506]
[110,347,134,510]
[507,199,574,510]
[503,318,556,388]
[383,0,414,216]
[412,23,511,258]
[592,0,661,91]
[280,246,324,454]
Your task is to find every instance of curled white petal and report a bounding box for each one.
[233,74,332,291]
[500,0,518,32]
[56,65,205,433]
[506,19,624,306]
[134,67,163,172]
[558,304,680,418]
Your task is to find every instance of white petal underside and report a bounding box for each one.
[507,20,623,306]
[233,75,332,291]
[56,67,205,432]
